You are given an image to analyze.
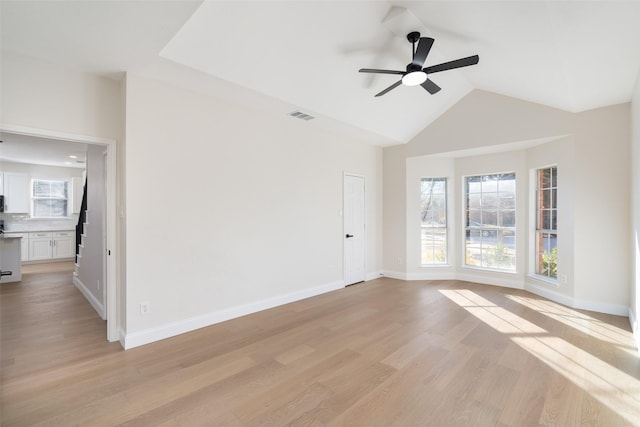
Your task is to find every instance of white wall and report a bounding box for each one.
[384,90,631,316]
[75,145,107,317]
[1,52,121,140]
[631,71,640,348]
[123,74,382,347]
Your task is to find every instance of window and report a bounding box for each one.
[420,177,447,265]
[32,179,69,218]
[535,166,557,279]
[465,173,516,271]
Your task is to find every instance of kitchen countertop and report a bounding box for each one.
[3,229,75,233]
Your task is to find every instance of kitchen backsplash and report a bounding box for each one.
[0,213,79,231]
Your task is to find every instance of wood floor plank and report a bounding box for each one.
[2,264,639,426]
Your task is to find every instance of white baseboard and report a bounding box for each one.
[73,276,106,320]
[382,270,407,280]
[525,281,629,316]
[123,280,345,350]
[406,272,456,281]
[628,308,639,353]
[456,271,524,290]
[366,271,384,281]
[118,327,127,349]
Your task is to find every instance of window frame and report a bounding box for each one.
[31,178,70,219]
[463,172,517,272]
[534,165,558,281]
[420,177,448,266]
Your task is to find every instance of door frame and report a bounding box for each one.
[0,123,119,342]
[343,172,366,286]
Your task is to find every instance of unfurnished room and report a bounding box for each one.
[1,1,640,425]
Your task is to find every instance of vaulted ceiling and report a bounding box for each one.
[2,1,640,148]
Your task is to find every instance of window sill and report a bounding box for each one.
[420,264,451,268]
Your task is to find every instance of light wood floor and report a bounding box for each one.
[1,266,639,426]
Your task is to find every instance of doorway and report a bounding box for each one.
[0,124,118,342]
[344,173,366,286]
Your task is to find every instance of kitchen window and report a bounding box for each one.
[32,179,69,218]
[420,177,448,265]
[465,173,516,271]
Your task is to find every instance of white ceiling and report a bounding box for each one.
[2,1,640,150]
[0,133,88,169]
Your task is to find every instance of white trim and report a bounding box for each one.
[525,281,628,316]
[382,270,408,280]
[123,280,345,349]
[456,271,524,289]
[406,272,456,281]
[366,271,383,281]
[118,327,126,349]
[0,123,114,145]
[1,123,119,343]
[629,309,640,353]
[73,275,106,320]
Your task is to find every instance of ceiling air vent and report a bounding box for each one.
[289,111,315,121]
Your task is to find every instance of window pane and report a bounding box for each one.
[481,175,498,193]
[33,200,68,217]
[499,194,516,209]
[482,210,498,226]
[541,189,551,209]
[468,193,481,209]
[467,177,482,193]
[465,173,516,271]
[31,179,69,218]
[421,178,447,265]
[499,177,516,193]
[541,210,551,229]
[535,166,558,279]
[541,168,551,188]
[481,193,498,210]
[501,210,516,227]
[467,209,482,226]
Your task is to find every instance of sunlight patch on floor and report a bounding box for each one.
[440,289,640,424]
[505,294,634,350]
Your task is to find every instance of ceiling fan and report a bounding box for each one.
[359,31,479,97]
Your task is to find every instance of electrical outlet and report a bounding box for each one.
[560,274,568,284]
[140,302,150,315]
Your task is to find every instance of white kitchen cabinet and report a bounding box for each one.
[52,231,75,259]
[28,231,75,261]
[2,172,29,213]
[29,232,53,260]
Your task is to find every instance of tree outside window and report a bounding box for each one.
[421,178,447,265]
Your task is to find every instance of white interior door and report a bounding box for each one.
[344,174,366,286]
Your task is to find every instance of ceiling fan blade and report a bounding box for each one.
[423,55,479,74]
[412,37,434,68]
[421,79,441,95]
[374,80,402,97]
[359,68,405,75]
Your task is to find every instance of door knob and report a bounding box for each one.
[345,234,354,238]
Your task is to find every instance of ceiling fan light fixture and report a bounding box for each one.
[402,71,427,86]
